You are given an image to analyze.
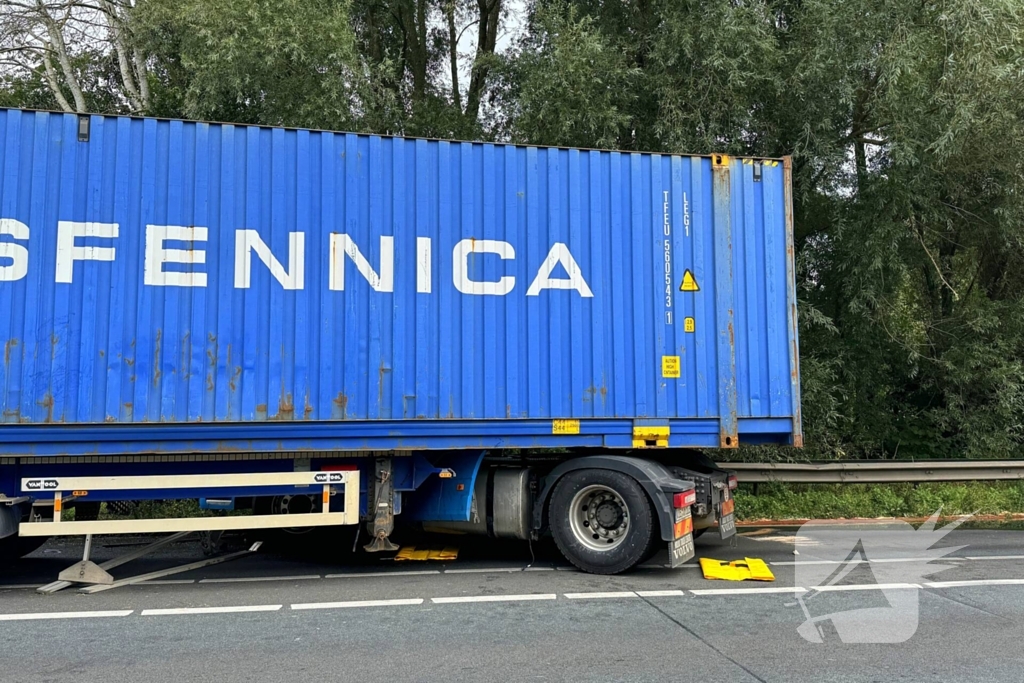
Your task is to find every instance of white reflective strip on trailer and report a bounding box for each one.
[19,510,358,537]
[21,471,356,492]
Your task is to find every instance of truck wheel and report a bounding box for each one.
[548,469,658,575]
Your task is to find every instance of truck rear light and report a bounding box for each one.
[673,515,693,539]
[727,475,738,490]
[673,490,696,508]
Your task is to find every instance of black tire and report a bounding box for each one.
[548,469,658,575]
[692,528,708,540]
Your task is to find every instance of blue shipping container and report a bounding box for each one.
[0,109,801,455]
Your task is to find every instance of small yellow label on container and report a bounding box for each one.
[684,317,695,333]
[553,419,580,435]
[662,356,681,378]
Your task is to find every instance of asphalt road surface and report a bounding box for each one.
[2,527,1023,682]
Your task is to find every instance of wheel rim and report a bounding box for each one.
[568,484,631,551]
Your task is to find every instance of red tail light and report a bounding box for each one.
[673,490,696,508]
[727,475,738,490]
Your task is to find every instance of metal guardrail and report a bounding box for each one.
[718,460,1024,484]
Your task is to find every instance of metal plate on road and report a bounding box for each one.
[719,513,736,539]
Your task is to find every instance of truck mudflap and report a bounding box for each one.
[669,506,695,567]
[718,487,736,539]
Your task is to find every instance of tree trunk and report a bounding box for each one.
[446,1,462,111]
[464,0,501,122]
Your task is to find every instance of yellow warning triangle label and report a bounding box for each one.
[679,270,700,292]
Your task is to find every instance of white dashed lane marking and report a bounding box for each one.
[3,578,1024,622]
[141,605,283,616]
[813,582,921,592]
[431,594,557,604]
[0,610,134,621]
[691,587,808,596]
[926,579,1024,588]
[325,570,440,579]
[292,598,424,610]
[199,575,320,584]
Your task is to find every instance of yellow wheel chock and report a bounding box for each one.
[699,557,775,582]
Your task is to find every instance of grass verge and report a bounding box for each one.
[735,481,1024,521]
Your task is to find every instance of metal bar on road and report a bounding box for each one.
[717,460,1024,483]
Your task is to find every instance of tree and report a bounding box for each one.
[0,0,150,112]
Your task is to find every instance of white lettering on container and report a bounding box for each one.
[145,225,208,287]
[0,218,29,282]
[453,239,515,296]
[417,237,432,294]
[329,234,394,292]
[55,221,118,284]
[234,230,305,290]
[526,243,593,297]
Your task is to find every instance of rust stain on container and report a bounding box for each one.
[333,392,348,419]
[152,329,162,386]
[256,403,268,419]
[3,338,16,367]
[38,393,54,423]
[378,361,389,405]
[274,396,295,420]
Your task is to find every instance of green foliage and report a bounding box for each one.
[492,3,639,148]
[735,482,1024,521]
[134,0,358,129]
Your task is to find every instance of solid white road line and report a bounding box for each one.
[692,587,808,595]
[199,575,320,584]
[141,580,197,586]
[325,570,440,579]
[0,610,133,622]
[813,583,921,592]
[963,555,1024,561]
[772,556,974,566]
[523,567,555,572]
[564,591,638,599]
[870,557,960,564]
[444,567,527,574]
[140,605,282,616]
[926,579,1024,588]
[291,598,425,610]
[431,594,557,604]
[636,590,687,597]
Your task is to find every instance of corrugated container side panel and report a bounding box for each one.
[0,110,797,431]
